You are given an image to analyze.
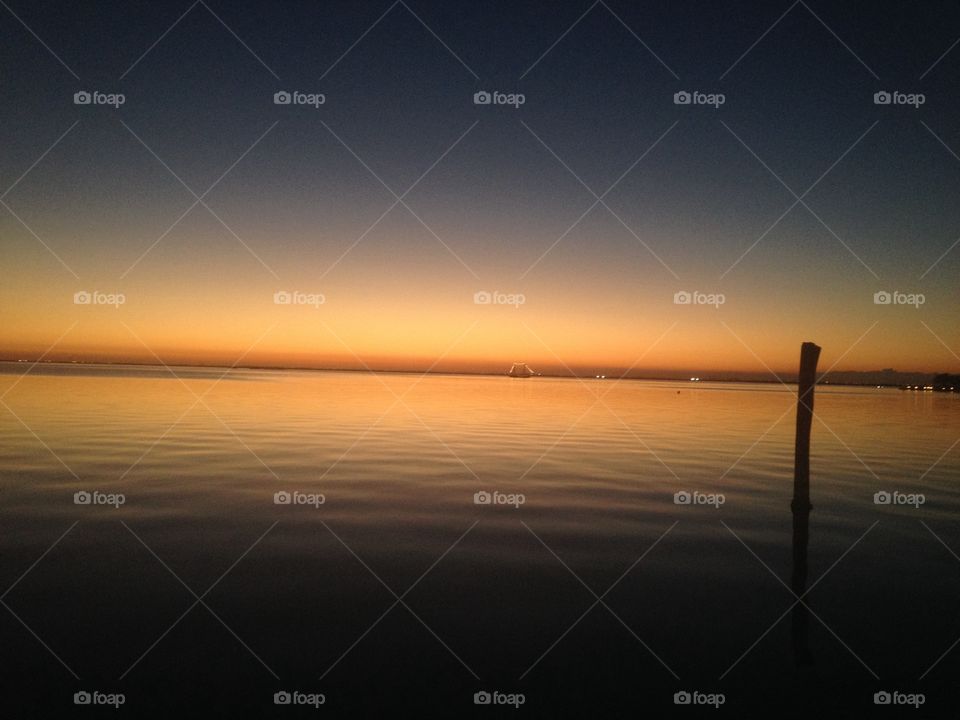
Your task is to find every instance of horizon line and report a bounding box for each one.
[0,357,949,386]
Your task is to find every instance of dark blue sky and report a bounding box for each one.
[1,0,958,372]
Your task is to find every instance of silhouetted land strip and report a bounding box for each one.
[1,359,956,389]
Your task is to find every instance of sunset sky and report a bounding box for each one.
[1,0,958,375]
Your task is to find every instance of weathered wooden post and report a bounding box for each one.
[792,342,821,516]
[791,341,820,666]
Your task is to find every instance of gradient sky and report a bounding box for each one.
[1,0,958,375]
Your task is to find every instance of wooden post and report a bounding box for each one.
[792,342,821,515]
[791,341,820,666]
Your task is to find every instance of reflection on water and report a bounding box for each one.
[791,502,814,668]
[0,363,957,714]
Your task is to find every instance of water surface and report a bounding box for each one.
[1,363,957,715]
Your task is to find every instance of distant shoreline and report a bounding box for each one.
[0,358,947,390]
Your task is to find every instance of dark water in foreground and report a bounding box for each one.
[0,363,958,716]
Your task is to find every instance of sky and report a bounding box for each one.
[1,0,959,376]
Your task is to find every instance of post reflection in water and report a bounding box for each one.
[791,498,814,667]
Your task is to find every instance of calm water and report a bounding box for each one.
[1,362,957,715]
